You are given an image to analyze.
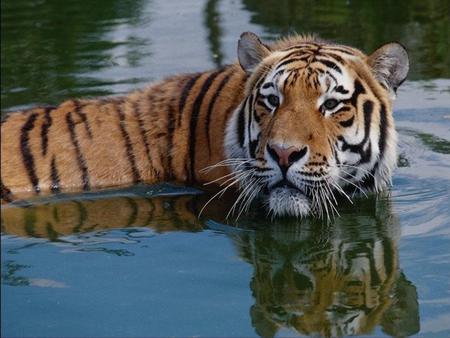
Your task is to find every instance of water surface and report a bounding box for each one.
[1,0,450,337]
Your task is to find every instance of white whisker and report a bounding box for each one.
[203,170,243,186]
[329,180,353,204]
[198,169,253,218]
[237,178,263,220]
[336,173,368,198]
[336,164,375,178]
[200,158,253,173]
[226,171,257,219]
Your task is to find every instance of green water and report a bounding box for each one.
[1,0,450,337]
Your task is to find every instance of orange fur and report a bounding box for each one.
[1,66,246,201]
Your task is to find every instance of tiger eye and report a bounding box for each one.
[267,94,279,107]
[323,98,339,110]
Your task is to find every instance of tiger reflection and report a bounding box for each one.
[1,191,205,237]
[232,201,419,337]
[1,191,419,337]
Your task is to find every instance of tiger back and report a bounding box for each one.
[1,68,245,201]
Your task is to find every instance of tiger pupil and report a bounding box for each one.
[324,99,339,110]
[268,94,279,107]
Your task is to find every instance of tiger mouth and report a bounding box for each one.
[270,179,302,191]
[264,180,312,217]
[264,179,309,197]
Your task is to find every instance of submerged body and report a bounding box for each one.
[1,33,409,217]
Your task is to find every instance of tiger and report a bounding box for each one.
[1,32,409,218]
[232,200,420,337]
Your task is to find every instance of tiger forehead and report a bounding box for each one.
[280,53,349,73]
[271,43,360,75]
[261,45,359,93]
[261,63,347,95]
[277,41,361,59]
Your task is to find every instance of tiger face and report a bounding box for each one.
[225,32,409,218]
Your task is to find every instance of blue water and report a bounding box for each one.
[2,0,450,337]
[2,230,255,336]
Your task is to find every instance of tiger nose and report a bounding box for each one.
[267,144,308,169]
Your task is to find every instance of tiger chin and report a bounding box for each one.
[1,32,409,219]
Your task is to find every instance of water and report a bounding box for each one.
[1,0,449,336]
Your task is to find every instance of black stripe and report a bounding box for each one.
[273,69,285,79]
[275,57,306,70]
[342,100,373,163]
[362,101,374,139]
[322,52,345,64]
[339,86,374,164]
[282,43,317,52]
[1,180,14,203]
[246,94,255,154]
[344,79,366,107]
[339,115,355,128]
[342,101,372,151]
[262,82,274,89]
[125,197,138,226]
[167,103,176,179]
[312,75,320,89]
[378,104,387,161]
[323,46,356,55]
[205,71,233,155]
[66,112,90,190]
[178,73,202,128]
[143,198,156,227]
[336,106,352,114]
[189,70,223,181]
[117,103,141,184]
[253,70,270,90]
[72,201,87,233]
[335,85,349,94]
[41,106,55,156]
[237,101,247,147]
[45,222,59,241]
[249,140,258,158]
[20,113,40,193]
[74,101,93,139]
[132,100,152,166]
[278,49,308,63]
[316,59,342,73]
[50,156,60,193]
[24,209,37,237]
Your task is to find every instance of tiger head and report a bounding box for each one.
[225,32,409,218]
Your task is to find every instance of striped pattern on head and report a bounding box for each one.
[225,32,409,218]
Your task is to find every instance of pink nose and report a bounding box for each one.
[267,144,308,168]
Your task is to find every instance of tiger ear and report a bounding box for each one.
[368,42,409,97]
[238,32,271,74]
